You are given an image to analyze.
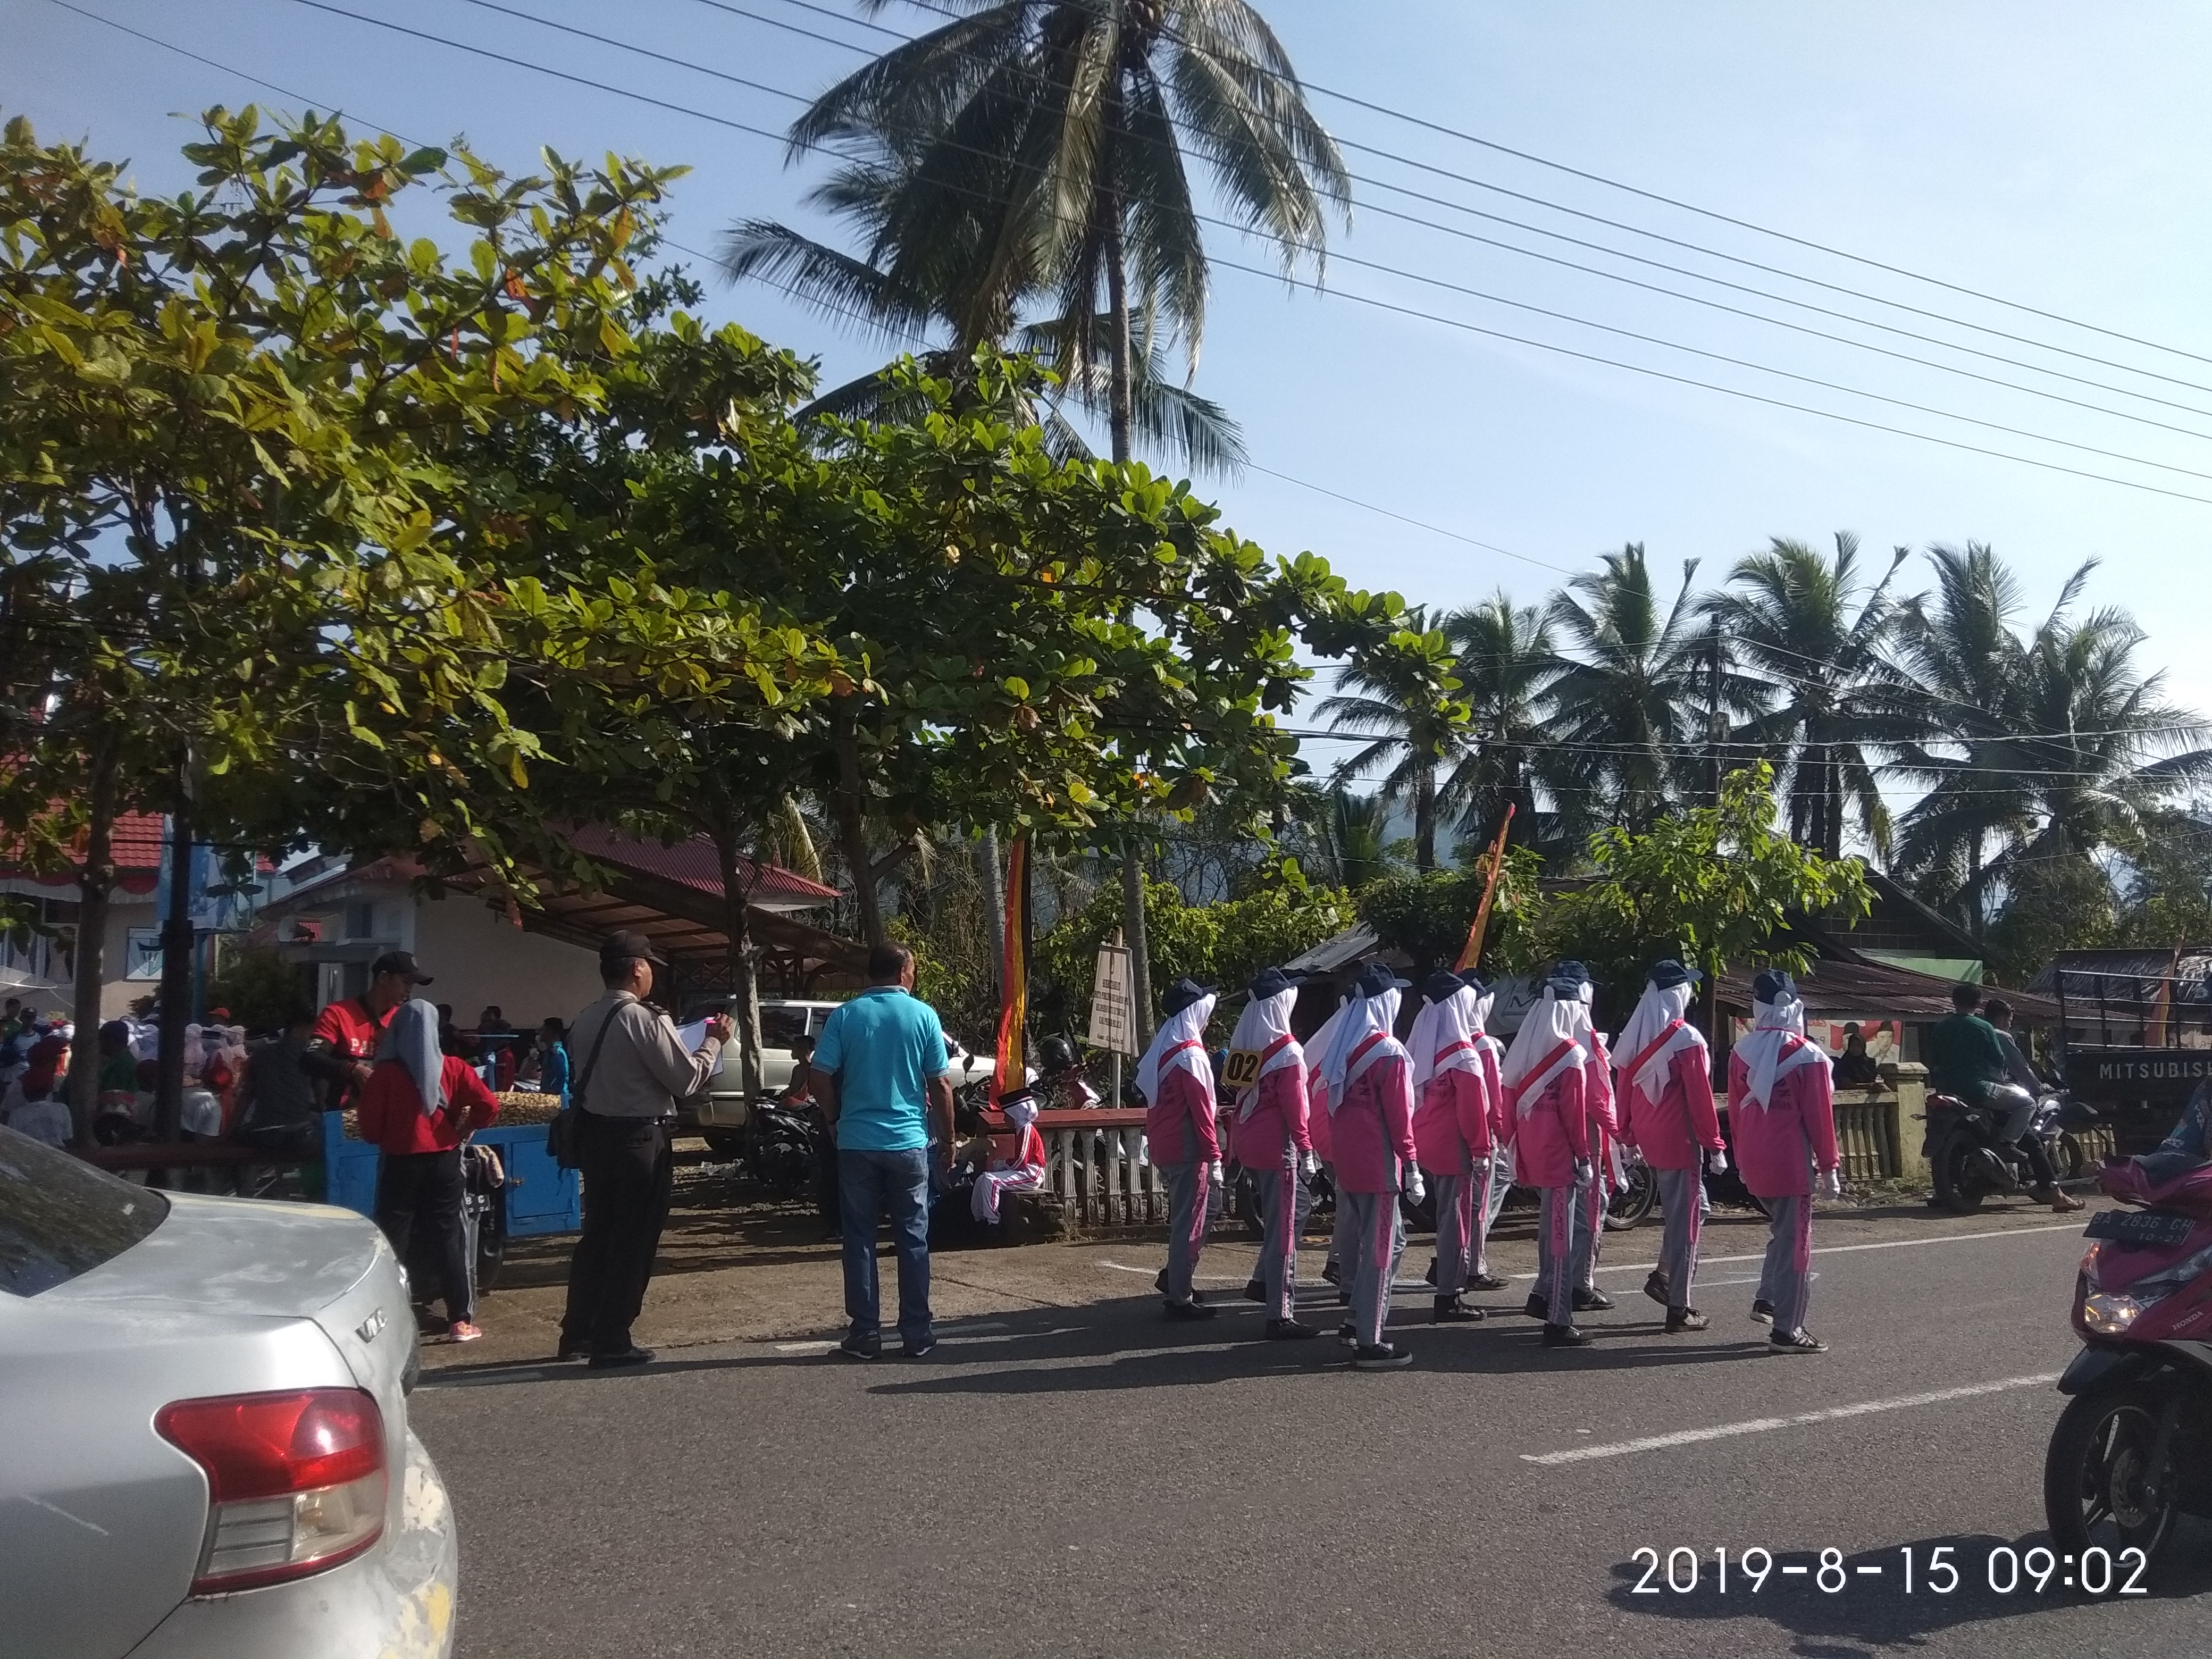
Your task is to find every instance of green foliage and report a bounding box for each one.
[206,944,314,1033]
[1356,844,1545,981]
[1985,855,2116,982]
[1537,764,1875,1015]
[1037,876,1355,1036]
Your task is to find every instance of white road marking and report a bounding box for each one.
[776,1341,836,1354]
[1521,1372,2062,1465]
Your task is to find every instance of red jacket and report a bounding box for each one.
[1227,1063,1311,1163]
[1330,1052,1418,1195]
[356,1056,499,1155]
[1412,1066,1493,1174]
[1506,1061,1589,1191]
[1144,1062,1219,1167]
[1621,1039,1722,1170]
[1727,1048,1838,1198]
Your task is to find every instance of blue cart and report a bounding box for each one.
[321,1111,582,1238]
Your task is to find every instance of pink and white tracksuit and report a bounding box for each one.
[1572,1027,1618,1293]
[1320,991,1415,1350]
[1410,984,1498,1298]
[1502,987,1593,1328]
[1729,994,1838,1337]
[1615,981,1720,1311]
[1140,995,1221,1305]
[1226,987,1311,1323]
[1303,1000,1350,1282]
[971,1105,1046,1225]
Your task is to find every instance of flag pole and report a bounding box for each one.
[1455,805,1515,973]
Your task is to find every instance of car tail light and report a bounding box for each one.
[155,1389,387,1593]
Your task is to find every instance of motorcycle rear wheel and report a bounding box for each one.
[1604,1160,1657,1230]
[1932,1134,1989,1213]
[2044,1380,2183,1579]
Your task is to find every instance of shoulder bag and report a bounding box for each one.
[545,1005,621,1171]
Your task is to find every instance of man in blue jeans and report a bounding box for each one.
[811,943,958,1360]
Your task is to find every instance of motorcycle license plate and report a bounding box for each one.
[2085,1209,2197,1247]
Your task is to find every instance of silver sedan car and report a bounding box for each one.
[0,1124,459,1659]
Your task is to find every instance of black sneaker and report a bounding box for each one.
[1155,1267,1168,1295]
[1573,1287,1615,1312]
[1243,1279,1266,1303]
[588,1345,656,1369]
[1467,1270,1508,1292]
[1321,1259,1343,1286]
[1643,1270,1671,1308]
[901,1337,937,1360]
[1540,1322,1593,1348]
[834,1335,881,1362]
[1749,1299,1775,1326]
[1337,1321,1359,1348]
[1770,1327,1829,1354]
[1352,1342,1413,1370]
[1664,1306,1710,1333]
[1266,1318,1320,1340]
[1422,1257,1439,1286]
[1523,1292,1549,1320]
[555,1337,589,1362]
[1434,1296,1485,1323]
[1163,1298,1216,1322]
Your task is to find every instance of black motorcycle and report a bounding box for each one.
[744,1096,827,1203]
[1926,1088,2094,1212]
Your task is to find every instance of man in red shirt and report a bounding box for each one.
[304,951,433,1109]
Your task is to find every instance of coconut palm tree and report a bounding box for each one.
[1316,607,1469,871]
[1442,592,1561,849]
[782,0,1350,466]
[1543,544,1706,831]
[1891,546,2212,931]
[1702,532,1918,859]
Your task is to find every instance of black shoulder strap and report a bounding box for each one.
[571,1003,623,1114]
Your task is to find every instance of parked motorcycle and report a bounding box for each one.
[1926,1088,2092,1212]
[744,1097,827,1202]
[2043,1157,2212,1579]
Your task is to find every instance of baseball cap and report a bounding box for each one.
[370,950,434,986]
[599,928,669,967]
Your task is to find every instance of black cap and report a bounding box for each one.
[1247,966,1305,1001]
[599,928,668,968]
[1752,967,1797,1003]
[1647,958,1702,990]
[1160,977,1214,1017]
[1459,969,1489,997]
[1420,968,1465,1006]
[370,950,433,986]
[1352,962,1412,1000]
[995,1085,1039,1111]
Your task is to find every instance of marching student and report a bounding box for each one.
[1305,991,1353,1300]
[1564,974,1620,1313]
[1225,966,1321,1339]
[1502,965,1596,1347]
[1614,959,1723,1333]
[1319,963,1423,1370]
[1728,968,1842,1354]
[1139,978,1222,1321]
[969,1088,1048,1227]
[1465,979,1510,1292]
[1410,969,1494,1323]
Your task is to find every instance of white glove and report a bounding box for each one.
[1707,1148,1728,1176]
[1299,1150,1320,1180]
[1209,1160,1225,1186]
[1404,1167,1427,1206]
[1573,1158,1594,1183]
[1818,1167,1843,1199]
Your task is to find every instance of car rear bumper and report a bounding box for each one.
[126,1428,459,1659]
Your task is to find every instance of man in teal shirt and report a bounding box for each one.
[1924,981,2076,1212]
[811,944,956,1360]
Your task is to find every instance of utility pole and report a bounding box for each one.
[1706,616,1725,807]
[1122,833,1153,1053]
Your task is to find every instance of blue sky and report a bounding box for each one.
[10,0,2212,739]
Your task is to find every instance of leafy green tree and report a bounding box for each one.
[1443,592,1561,850]
[1316,607,1471,870]
[1355,844,1545,983]
[1704,533,1916,859]
[1985,853,2116,982]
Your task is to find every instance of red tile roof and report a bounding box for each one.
[1,811,168,893]
[564,826,838,906]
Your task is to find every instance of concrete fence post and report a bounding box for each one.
[1886,1061,1931,1185]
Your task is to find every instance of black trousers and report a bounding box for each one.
[377,1149,472,1323]
[561,1114,674,1355]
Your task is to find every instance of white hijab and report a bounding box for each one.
[1615,980,1703,1101]
[1318,986,1406,1112]
[1409,983,1482,1088]
[1136,992,1218,1104]
[1499,985,1586,1116]
[1736,990,1826,1111]
[1229,986,1303,1122]
[1004,1095,1040,1130]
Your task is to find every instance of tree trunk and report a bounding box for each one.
[1414,760,1437,871]
[1105,205,1134,468]
[154,795,193,1142]
[831,718,889,948]
[979,825,1006,996]
[1122,835,1153,1049]
[65,735,120,1147]
[709,824,766,1100]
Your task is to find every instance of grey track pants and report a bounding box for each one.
[1339,1188,1405,1348]
[1537,1175,1593,1326]
[1162,1160,1211,1303]
[1756,1193,1814,1334]
[1653,1166,1703,1308]
[1432,1171,1474,1295]
[1252,1141,1301,1321]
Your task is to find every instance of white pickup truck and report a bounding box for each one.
[684,998,996,1155]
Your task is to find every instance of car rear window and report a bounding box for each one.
[761,1007,810,1048]
[0,1124,170,1296]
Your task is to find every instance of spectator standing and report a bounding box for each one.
[810,944,956,1361]
[558,932,731,1368]
[2,1031,72,1146]
[532,1018,571,1096]
[356,999,500,1342]
[234,1011,328,1169]
[1832,1023,1881,1088]
[304,951,431,1110]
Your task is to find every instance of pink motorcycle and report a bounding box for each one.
[2045,1158,2212,1579]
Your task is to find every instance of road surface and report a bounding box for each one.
[414,1202,2212,1656]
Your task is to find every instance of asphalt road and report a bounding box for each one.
[414,1203,2212,1658]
